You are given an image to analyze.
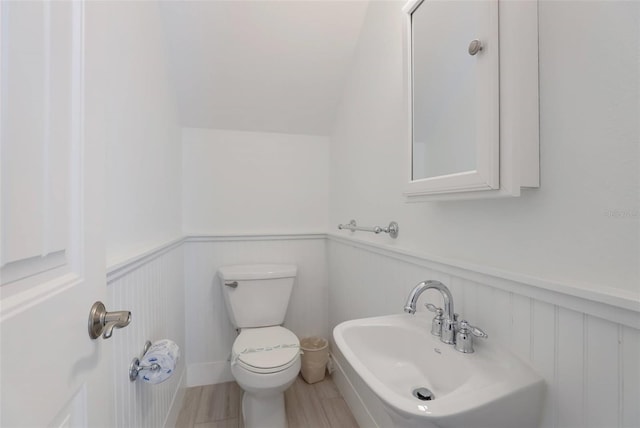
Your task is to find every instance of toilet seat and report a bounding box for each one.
[233,326,300,374]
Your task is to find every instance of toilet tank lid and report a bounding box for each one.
[217,264,297,280]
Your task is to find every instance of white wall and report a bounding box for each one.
[327,2,639,428]
[180,124,330,389]
[85,2,186,427]
[329,1,639,298]
[182,128,329,235]
[90,1,182,266]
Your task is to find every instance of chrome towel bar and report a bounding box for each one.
[338,219,399,239]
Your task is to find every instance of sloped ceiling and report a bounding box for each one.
[160,1,369,136]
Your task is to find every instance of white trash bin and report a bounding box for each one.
[300,337,329,384]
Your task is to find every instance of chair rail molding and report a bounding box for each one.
[327,233,639,329]
[107,233,638,328]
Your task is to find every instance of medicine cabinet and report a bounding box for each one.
[403,0,540,201]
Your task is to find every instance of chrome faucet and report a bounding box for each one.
[404,280,457,344]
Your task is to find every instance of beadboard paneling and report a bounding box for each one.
[622,326,640,427]
[327,238,640,428]
[107,244,185,428]
[586,316,621,428]
[103,234,638,427]
[183,236,328,387]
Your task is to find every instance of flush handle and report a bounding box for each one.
[225,281,238,288]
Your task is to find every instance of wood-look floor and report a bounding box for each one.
[175,374,359,428]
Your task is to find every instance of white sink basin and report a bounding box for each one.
[333,314,545,428]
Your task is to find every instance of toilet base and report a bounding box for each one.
[230,338,300,428]
[242,391,287,428]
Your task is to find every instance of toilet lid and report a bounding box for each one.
[233,327,300,373]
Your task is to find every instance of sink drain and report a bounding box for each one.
[412,387,435,401]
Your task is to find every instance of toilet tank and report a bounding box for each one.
[218,264,297,329]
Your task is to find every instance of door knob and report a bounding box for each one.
[88,301,131,339]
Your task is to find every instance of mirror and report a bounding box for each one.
[411,0,480,180]
[405,0,500,196]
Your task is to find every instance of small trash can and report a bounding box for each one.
[300,337,329,384]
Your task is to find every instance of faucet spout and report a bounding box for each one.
[404,280,456,344]
[404,280,454,318]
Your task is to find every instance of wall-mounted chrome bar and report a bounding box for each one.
[337,219,399,239]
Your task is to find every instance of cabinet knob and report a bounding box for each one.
[468,39,483,56]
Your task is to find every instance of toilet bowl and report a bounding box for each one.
[231,326,301,427]
[218,264,299,428]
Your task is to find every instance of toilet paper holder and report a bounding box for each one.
[129,340,161,382]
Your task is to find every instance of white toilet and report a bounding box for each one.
[218,264,301,428]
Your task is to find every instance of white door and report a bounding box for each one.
[1,1,114,427]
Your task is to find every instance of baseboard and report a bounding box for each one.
[329,352,380,428]
[163,370,187,428]
[187,361,234,387]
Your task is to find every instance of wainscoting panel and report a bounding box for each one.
[107,243,186,428]
[183,235,328,387]
[327,237,640,428]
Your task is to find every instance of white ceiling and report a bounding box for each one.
[159,1,370,136]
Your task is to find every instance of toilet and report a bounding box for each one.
[218,264,301,428]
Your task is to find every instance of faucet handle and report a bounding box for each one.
[470,324,488,338]
[459,320,488,338]
[455,320,487,353]
[424,303,442,314]
[425,304,444,337]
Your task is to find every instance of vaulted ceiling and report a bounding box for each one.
[159,1,370,136]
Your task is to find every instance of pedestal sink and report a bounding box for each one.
[333,314,545,428]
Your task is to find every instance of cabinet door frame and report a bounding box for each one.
[404,0,499,196]
[403,0,540,202]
